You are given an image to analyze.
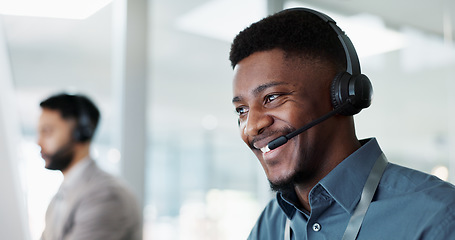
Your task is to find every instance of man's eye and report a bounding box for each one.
[235,106,248,116]
[265,94,279,103]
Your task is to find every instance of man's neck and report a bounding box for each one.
[62,144,90,176]
[294,185,313,212]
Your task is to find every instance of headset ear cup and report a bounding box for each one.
[72,114,93,142]
[73,126,92,142]
[331,72,372,116]
[331,72,353,115]
[351,74,373,110]
[73,127,80,142]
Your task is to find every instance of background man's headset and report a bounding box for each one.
[264,7,374,152]
[72,95,95,142]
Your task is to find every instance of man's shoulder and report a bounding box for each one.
[72,162,137,202]
[366,163,455,239]
[380,162,455,206]
[384,163,455,189]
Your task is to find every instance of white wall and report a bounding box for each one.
[0,17,30,240]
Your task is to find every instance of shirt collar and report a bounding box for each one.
[318,138,383,213]
[277,138,383,216]
[277,191,299,219]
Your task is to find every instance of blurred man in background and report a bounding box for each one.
[38,93,142,240]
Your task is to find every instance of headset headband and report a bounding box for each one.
[281,7,361,75]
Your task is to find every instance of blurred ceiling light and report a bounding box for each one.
[176,0,405,58]
[175,0,266,43]
[431,165,449,181]
[0,0,113,19]
[107,148,121,164]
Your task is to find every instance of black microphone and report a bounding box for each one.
[261,100,351,153]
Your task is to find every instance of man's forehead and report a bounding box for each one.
[39,108,72,126]
[40,108,62,118]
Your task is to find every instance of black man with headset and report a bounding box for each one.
[230,8,455,240]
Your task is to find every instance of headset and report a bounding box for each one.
[284,7,373,116]
[72,95,95,142]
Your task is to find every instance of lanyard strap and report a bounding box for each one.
[284,216,291,240]
[342,153,387,240]
[284,153,388,240]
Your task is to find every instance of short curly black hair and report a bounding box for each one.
[229,8,346,71]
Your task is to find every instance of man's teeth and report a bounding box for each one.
[260,145,270,153]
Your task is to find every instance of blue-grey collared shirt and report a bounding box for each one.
[247,138,455,240]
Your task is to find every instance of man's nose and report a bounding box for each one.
[37,135,43,149]
[243,108,273,137]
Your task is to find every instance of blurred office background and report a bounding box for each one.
[0,0,454,239]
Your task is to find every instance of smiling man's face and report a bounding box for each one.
[232,48,338,191]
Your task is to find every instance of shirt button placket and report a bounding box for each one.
[312,222,321,232]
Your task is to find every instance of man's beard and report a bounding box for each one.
[269,171,309,195]
[269,175,297,195]
[268,149,314,195]
[44,141,75,172]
